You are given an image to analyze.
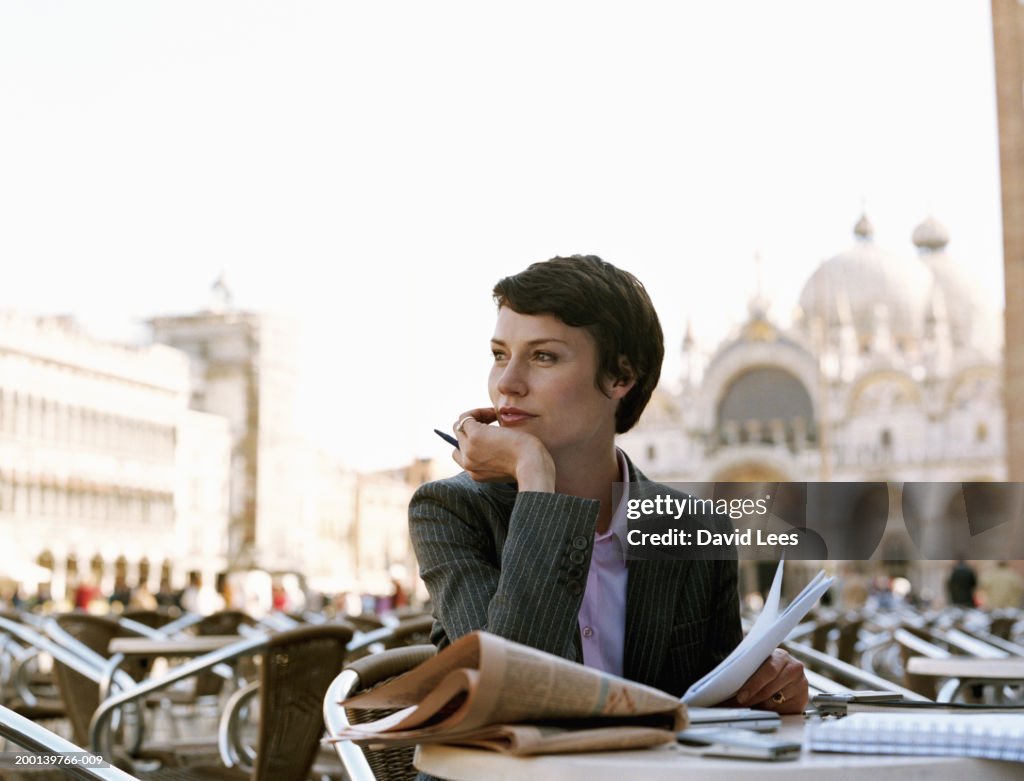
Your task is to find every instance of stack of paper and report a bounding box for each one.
[682,558,834,706]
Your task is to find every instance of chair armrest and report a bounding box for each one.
[159,612,205,637]
[344,626,396,660]
[0,617,106,682]
[217,680,260,770]
[43,619,113,673]
[97,654,126,704]
[116,618,168,640]
[257,613,300,632]
[89,635,268,760]
[322,669,376,781]
[0,703,140,781]
[9,647,42,707]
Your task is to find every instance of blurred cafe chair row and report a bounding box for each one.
[0,604,434,780]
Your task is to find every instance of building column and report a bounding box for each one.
[992,0,1024,479]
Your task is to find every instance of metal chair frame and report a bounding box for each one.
[0,703,140,781]
[323,643,437,781]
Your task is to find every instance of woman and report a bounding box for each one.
[410,255,807,711]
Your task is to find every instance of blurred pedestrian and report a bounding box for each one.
[947,558,977,607]
[109,575,133,609]
[155,576,178,609]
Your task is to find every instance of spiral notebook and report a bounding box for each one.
[807,712,1024,763]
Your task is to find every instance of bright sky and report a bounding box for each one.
[0,1,1005,471]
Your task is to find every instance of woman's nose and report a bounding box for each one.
[496,360,527,397]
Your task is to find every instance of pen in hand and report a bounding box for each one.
[434,429,460,450]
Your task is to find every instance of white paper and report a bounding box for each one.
[682,559,834,706]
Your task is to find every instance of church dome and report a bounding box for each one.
[797,215,932,347]
[912,216,999,351]
[911,215,950,251]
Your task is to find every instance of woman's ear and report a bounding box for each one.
[608,356,637,400]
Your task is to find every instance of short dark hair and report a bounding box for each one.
[492,255,664,433]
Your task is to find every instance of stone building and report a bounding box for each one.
[0,311,231,600]
[618,215,1005,600]
[149,277,431,597]
[148,276,304,570]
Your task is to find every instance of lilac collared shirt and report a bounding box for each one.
[577,449,630,677]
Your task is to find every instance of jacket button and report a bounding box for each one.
[569,550,586,564]
[568,582,583,595]
[567,566,584,580]
[572,536,588,550]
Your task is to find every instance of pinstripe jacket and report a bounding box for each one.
[409,455,743,698]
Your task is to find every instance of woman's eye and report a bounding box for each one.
[492,350,507,361]
[534,352,556,363]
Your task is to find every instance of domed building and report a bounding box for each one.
[618,215,1005,599]
[797,214,934,355]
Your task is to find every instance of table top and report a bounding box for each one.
[108,635,244,658]
[414,716,1023,781]
[906,657,1024,680]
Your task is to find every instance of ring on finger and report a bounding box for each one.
[456,416,474,434]
[770,690,787,706]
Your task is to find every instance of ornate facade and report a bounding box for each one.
[618,216,1005,598]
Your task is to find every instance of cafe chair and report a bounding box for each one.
[186,612,259,703]
[345,615,434,662]
[0,702,141,781]
[46,615,131,749]
[46,613,204,757]
[92,623,353,781]
[782,638,927,702]
[217,615,433,778]
[344,614,387,635]
[323,644,436,781]
[891,628,951,700]
[219,615,432,779]
[0,614,65,724]
[0,615,147,770]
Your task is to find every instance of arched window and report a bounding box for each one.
[717,367,814,445]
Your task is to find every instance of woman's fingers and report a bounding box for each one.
[452,407,497,436]
[451,407,539,484]
[735,649,808,713]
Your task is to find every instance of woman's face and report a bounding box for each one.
[488,307,627,458]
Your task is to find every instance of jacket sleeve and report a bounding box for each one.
[409,478,600,661]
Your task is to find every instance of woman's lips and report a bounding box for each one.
[499,407,536,425]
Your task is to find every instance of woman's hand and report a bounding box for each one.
[722,648,808,714]
[452,408,555,492]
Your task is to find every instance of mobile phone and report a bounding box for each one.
[686,707,781,732]
[676,727,801,761]
[813,691,904,704]
[812,691,904,716]
[434,429,460,450]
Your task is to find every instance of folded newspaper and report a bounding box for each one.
[329,560,829,754]
[682,557,834,706]
[328,630,687,755]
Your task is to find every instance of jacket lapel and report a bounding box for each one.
[622,460,695,687]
